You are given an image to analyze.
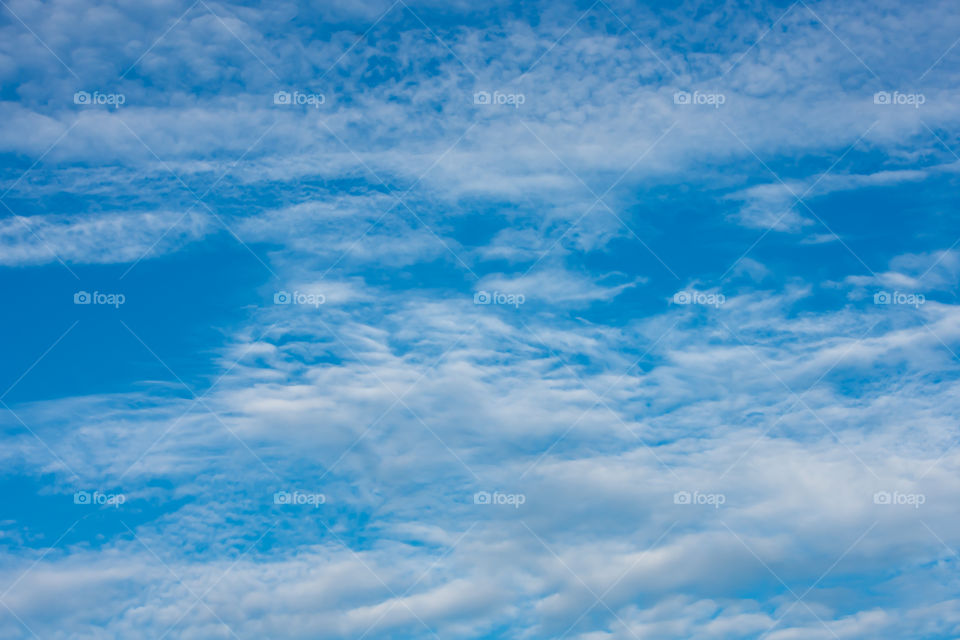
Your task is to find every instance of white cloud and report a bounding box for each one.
[0,209,211,265]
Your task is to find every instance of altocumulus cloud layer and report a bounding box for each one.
[1,0,960,638]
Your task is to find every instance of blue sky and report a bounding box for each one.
[1,0,960,637]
